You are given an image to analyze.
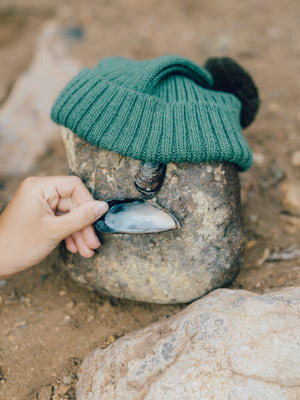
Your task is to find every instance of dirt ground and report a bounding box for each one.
[0,0,299,399]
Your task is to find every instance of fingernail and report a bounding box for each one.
[93,201,109,218]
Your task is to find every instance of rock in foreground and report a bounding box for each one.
[60,127,245,304]
[77,287,300,400]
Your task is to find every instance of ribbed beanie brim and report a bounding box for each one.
[51,55,253,170]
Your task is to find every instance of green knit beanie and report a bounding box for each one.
[51,55,259,171]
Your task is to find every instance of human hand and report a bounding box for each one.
[0,176,108,279]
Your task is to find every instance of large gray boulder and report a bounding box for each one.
[77,287,300,400]
[60,127,245,303]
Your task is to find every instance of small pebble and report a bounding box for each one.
[64,315,71,323]
[257,248,271,266]
[291,151,300,167]
[250,215,258,223]
[14,321,26,328]
[37,385,52,400]
[252,152,265,166]
[59,290,67,296]
[281,182,300,214]
[102,335,116,349]
[63,375,73,385]
[66,301,74,309]
[0,280,7,287]
[0,365,7,383]
[21,296,31,304]
[246,240,257,250]
[55,383,71,395]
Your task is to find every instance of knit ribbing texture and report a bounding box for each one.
[51,55,253,170]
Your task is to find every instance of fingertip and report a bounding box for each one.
[80,248,95,258]
[72,231,97,258]
[90,240,101,250]
[90,233,101,249]
[93,201,109,218]
[82,226,101,249]
[65,236,78,253]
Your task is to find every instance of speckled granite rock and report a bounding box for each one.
[77,287,300,400]
[60,127,245,304]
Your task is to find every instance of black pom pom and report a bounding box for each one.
[204,57,260,128]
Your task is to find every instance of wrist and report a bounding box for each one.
[0,224,23,279]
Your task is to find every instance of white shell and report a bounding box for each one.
[95,200,179,234]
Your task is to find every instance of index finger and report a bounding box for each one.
[42,176,95,206]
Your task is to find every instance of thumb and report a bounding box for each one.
[54,201,108,240]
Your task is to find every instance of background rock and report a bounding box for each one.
[60,127,245,304]
[77,287,300,400]
[281,182,300,215]
[0,21,80,176]
[291,151,300,167]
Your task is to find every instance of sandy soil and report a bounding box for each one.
[0,0,299,399]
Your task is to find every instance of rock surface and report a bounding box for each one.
[60,127,245,304]
[0,21,80,175]
[77,287,300,400]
